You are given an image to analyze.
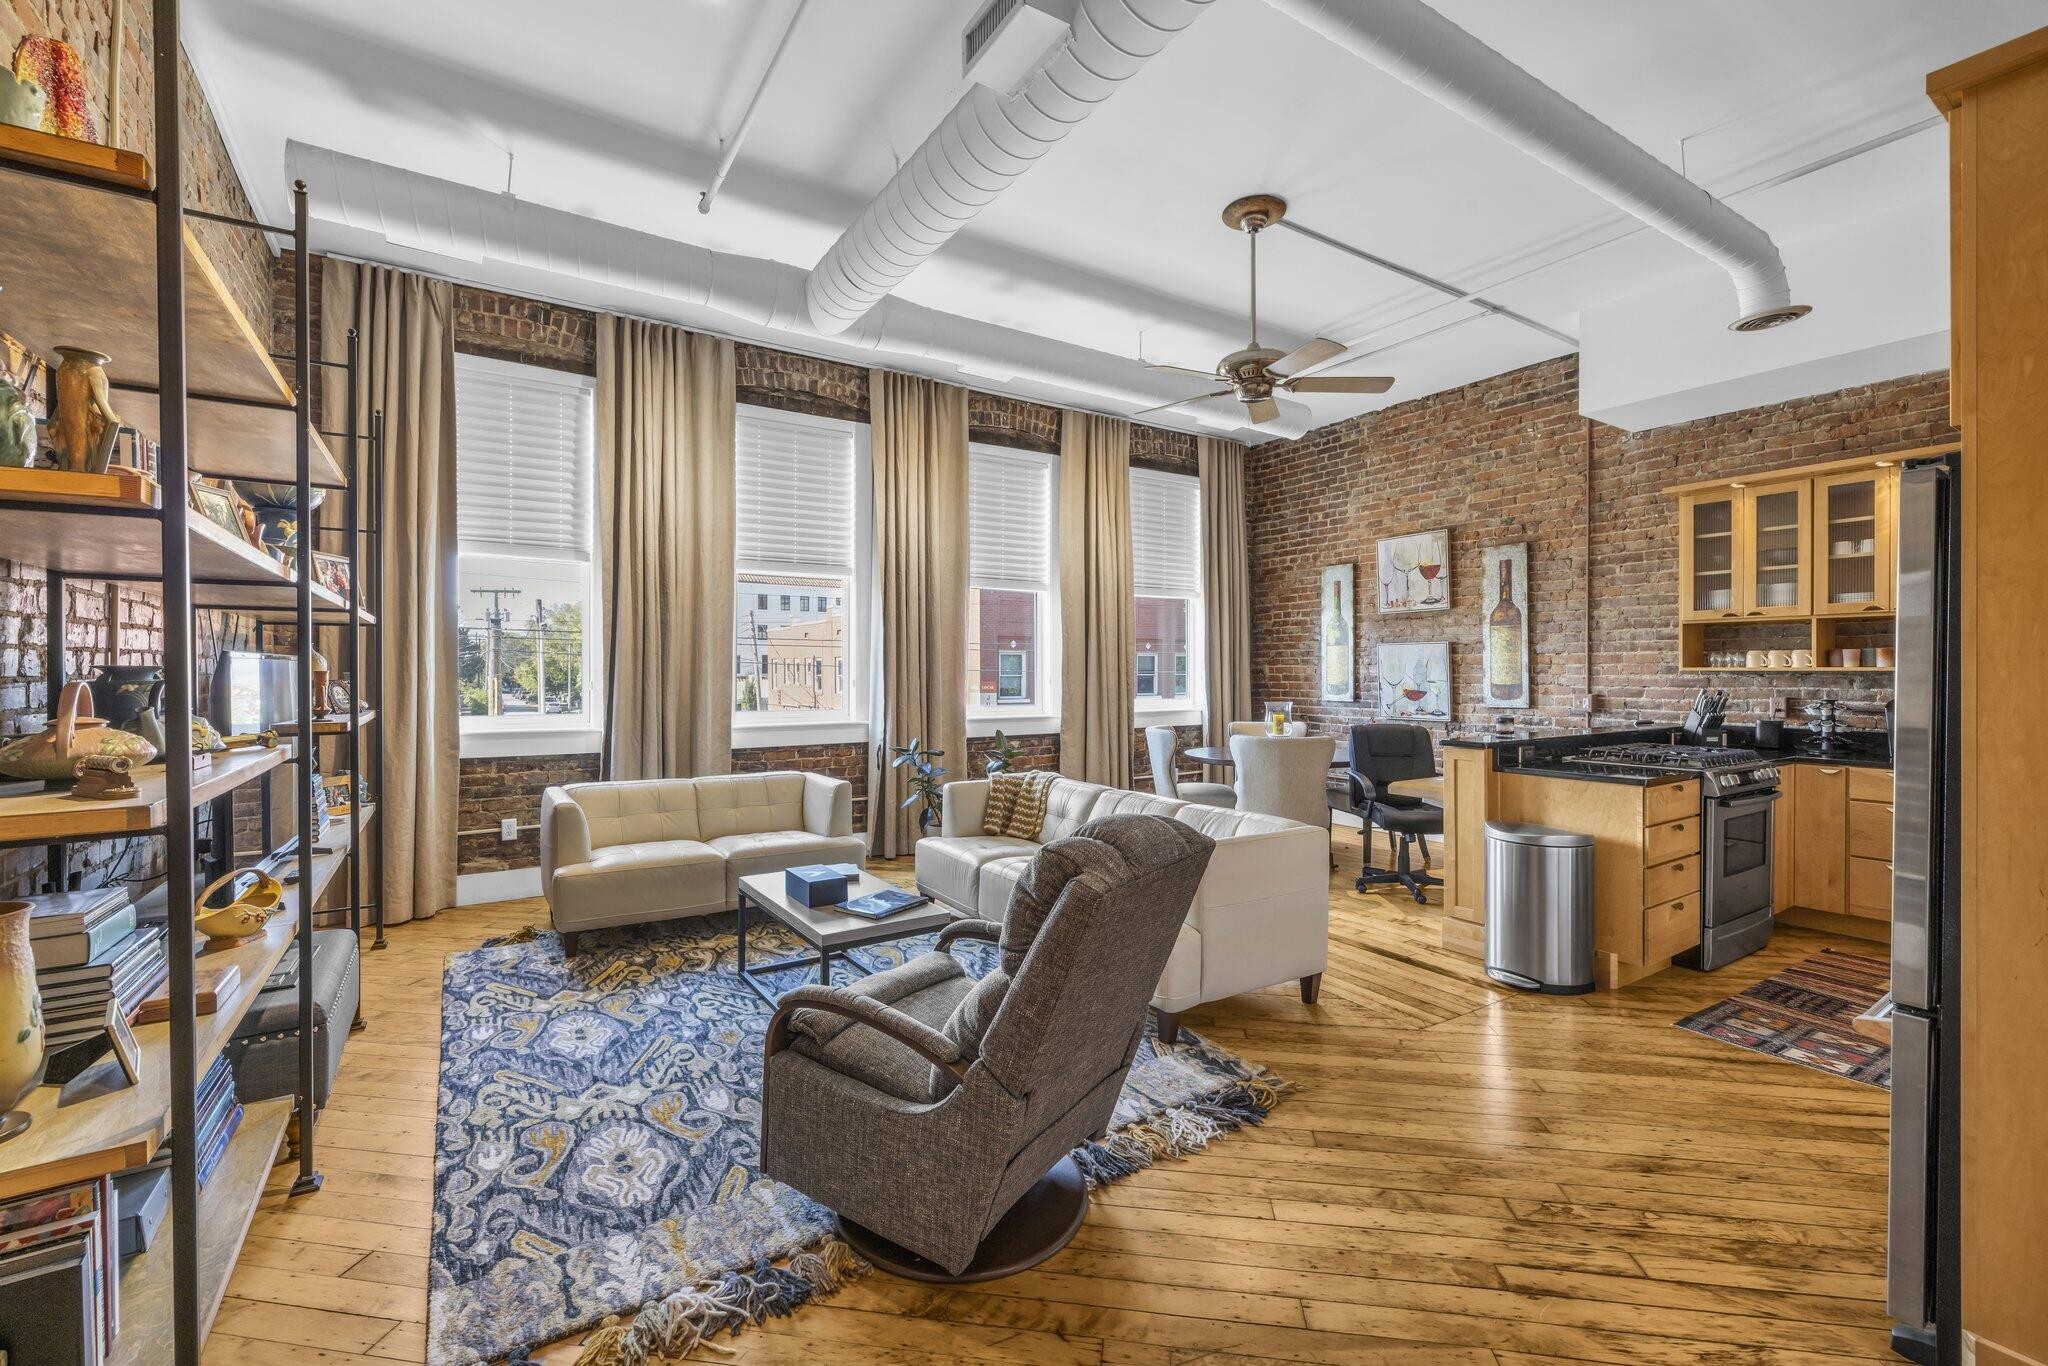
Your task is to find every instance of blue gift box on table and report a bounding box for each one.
[785,864,849,907]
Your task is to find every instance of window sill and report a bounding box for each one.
[461,727,604,760]
[967,713,1058,739]
[732,719,871,750]
[1133,704,1202,729]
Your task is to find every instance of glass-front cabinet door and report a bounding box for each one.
[1678,492,1743,621]
[1741,481,1811,619]
[1813,470,1895,615]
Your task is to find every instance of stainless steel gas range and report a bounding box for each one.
[1560,742,1782,970]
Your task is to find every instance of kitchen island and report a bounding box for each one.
[1439,727,1892,989]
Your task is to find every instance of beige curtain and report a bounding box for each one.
[1058,411,1134,788]
[868,372,969,858]
[1199,436,1254,749]
[321,259,458,925]
[596,317,736,781]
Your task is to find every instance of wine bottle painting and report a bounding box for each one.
[1319,565,1355,701]
[1375,528,1451,614]
[1482,543,1530,707]
[1377,641,1451,719]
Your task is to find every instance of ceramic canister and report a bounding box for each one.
[0,902,45,1124]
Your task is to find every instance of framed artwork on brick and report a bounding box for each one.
[1376,528,1450,614]
[1378,641,1450,719]
[1482,543,1529,707]
[1319,564,1355,701]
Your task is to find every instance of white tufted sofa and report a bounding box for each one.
[915,775,1330,1040]
[540,772,865,953]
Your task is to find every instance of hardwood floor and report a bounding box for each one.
[211,828,1896,1363]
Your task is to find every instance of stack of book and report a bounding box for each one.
[126,1056,245,1192]
[29,891,169,1054]
[0,1176,118,1362]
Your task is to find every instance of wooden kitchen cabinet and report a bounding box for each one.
[1678,490,1744,622]
[1814,469,1898,616]
[1792,763,1850,915]
[1743,481,1813,619]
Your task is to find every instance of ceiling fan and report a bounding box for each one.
[1140,194,1392,427]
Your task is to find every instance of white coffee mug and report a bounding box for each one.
[1746,650,1768,668]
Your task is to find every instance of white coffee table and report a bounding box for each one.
[733,867,956,1005]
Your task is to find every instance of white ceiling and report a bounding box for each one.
[186,0,2048,436]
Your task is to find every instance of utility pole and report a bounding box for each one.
[532,595,547,717]
[748,608,768,711]
[470,586,520,716]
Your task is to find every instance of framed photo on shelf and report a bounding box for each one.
[188,479,245,540]
[311,551,352,601]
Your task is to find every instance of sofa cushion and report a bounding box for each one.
[709,829,869,904]
[550,838,726,930]
[688,773,809,840]
[1170,802,1300,840]
[975,855,1033,921]
[915,834,1037,913]
[1037,778,1113,842]
[1091,789,1187,821]
[565,779,704,848]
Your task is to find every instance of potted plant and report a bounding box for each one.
[891,737,947,836]
[983,729,1023,777]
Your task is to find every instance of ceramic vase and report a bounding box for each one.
[0,364,37,469]
[0,680,158,782]
[0,70,44,132]
[0,902,45,1142]
[48,347,121,475]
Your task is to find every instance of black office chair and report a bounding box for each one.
[1347,722,1443,904]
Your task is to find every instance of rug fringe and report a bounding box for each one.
[482,924,543,948]
[1070,1074,1295,1188]
[564,1236,870,1366]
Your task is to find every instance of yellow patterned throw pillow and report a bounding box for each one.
[985,770,1052,840]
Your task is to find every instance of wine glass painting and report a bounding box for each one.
[1319,565,1355,702]
[1375,529,1451,614]
[1377,641,1450,719]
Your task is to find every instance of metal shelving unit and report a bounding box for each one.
[0,3,382,1357]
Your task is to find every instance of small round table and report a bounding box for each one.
[1184,742,1352,770]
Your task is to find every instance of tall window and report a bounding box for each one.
[1130,467,1202,708]
[734,405,866,721]
[453,353,600,738]
[967,446,1057,714]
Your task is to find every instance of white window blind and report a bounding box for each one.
[454,353,594,560]
[969,447,1052,592]
[1130,468,1201,597]
[736,409,857,574]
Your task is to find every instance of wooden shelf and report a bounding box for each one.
[0,748,284,847]
[0,465,158,509]
[0,125,151,192]
[191,578,370,624]
[0,893,303,1201]
[0,147,343,486]
[1681,666,1895,674]
[0,496,311,587]
[107,1097,292,1365]
[273,711,377,737]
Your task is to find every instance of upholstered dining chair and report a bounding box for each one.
[1229,733,1337,832]
[760,814,1215,1281]
[1145,725,1235,808]
[1347,722,1443,904]
[1227,719,1307,738]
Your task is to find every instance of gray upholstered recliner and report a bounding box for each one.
[759,814,1215,1279]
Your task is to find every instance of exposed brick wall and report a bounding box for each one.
[969,393,1060,453]
[736,345,866,423]
[1246,356,1954,734]
[456,753,599,873]
[1131,424,1199,477]
[455,289,596,374]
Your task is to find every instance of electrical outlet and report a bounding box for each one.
[500,818,518,842]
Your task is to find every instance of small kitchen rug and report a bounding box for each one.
[428,914,1289,1366]
[1674,948,1891,1088]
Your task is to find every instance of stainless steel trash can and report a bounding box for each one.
[1484,821,1595,994]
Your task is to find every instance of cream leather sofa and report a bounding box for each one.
[915,776,1330,1040]
[541,772,865,954]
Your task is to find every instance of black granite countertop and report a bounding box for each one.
[1445,724,1893,780]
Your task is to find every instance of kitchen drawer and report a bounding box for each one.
[1849,799,1894,861]
[1645,853,1700,907]
[1643,815,1701,864]
[1644,780,1699,827]
[1643,892,1702,961]
[1849,855,1893,919]
[1848,768,1894,803]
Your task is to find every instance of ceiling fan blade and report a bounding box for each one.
[1284,374,1395,395]
[1131,390,1231,419]
[1145,362,1224,382]
[1246,396,1280,424]
[1269,336,1346,376]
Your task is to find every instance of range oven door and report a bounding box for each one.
[1703,788,1777,926]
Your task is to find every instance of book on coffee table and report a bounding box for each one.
[838,888,931,921]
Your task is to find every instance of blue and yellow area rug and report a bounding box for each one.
[428,914,1289,1366]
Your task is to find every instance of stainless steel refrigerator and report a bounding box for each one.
[1888,454,1963,1365]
